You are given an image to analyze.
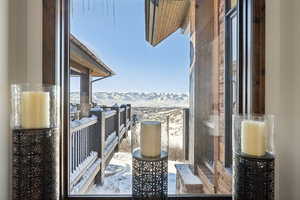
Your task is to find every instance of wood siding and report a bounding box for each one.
[43,0,59,85]
[191,0,233,194]
[251,0,265,114]
[146,0,190,46]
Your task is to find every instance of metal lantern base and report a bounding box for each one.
[12,128,59,200]
[132,150,168,200]
[233,153,275,200]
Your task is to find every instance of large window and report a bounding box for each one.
[225,1,239,167]
[42,0,265,198]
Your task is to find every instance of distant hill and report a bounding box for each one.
[70,92,189,107]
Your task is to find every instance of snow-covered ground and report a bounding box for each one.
[87,152,182,195]
[88,153,132,194]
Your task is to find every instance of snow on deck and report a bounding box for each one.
[86,152,182,195]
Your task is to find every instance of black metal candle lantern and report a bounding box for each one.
[11,84,59,200]
[12,128,59,200]
[132,150,168,200]
[233,115,275,200]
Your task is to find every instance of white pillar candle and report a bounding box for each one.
[21,91,50,129]
[241,120,266,156]
[140,121,161,157]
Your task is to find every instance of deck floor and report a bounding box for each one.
[87,152,181,195]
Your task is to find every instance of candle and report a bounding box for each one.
[241,120,266,156]
[140,121,161,157]
[21,91,50,129]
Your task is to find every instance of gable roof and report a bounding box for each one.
[70,34,115,77]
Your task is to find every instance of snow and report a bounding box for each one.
[70,151,98,185]
[85,107,186,195]
[72,159,101,194]
[88,152,132,194]
[87,152,182,195]
[70,115,98,129]
[175,164,202,185]
[105,132,117,148]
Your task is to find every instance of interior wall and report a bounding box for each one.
[1,1,43,199]
[266,0,300,199]
[0,0,10,199]
[10,0,43,84]
[26,0,43,84]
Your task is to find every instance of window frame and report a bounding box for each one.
[42,0,264,199]
[224,0,266,167]
[224,1,239,168]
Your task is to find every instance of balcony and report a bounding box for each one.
[69,104,132,194]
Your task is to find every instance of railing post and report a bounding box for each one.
[183,108,190,161]
[113,107,120,151]
[128,104,131,121]
[99,111,106,184]
[90,110,106,185]
[122,105,127,129]
[127,104,131,130]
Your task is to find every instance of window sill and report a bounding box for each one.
[66,194,232,200]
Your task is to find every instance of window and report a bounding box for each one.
[42,0,265,198]
[225,1,239,167]
[224,0,266,167]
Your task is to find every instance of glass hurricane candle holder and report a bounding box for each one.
[11,84,60,200]
[233,114,275,200]
[131,115,169,158]
[11,84,59,129]
[233,114,275,157]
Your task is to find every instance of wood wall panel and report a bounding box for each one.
[43,0,59,85]
[251,0,266,114]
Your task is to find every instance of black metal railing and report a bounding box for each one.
[120,107,126,129]
[183,108,189,161]
[69,104,132,193]
[104,110,117,140]
[70,116,100,189]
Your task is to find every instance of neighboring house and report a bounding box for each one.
[69,35,133,193]
[145,0,233,194]
[70,34,115,107]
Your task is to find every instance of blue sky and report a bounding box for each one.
[70,0,190,94]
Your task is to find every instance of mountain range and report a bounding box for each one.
[70,92,189,107]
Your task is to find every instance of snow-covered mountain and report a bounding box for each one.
[70,92,189,107]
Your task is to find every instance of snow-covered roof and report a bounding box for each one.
[70,34,115,77]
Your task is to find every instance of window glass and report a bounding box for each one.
[231,15,238,114]
[224,8,238,167]
[67,0,234,197]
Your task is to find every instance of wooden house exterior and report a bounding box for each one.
[70,34,115,106]
[145,0,232,194]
